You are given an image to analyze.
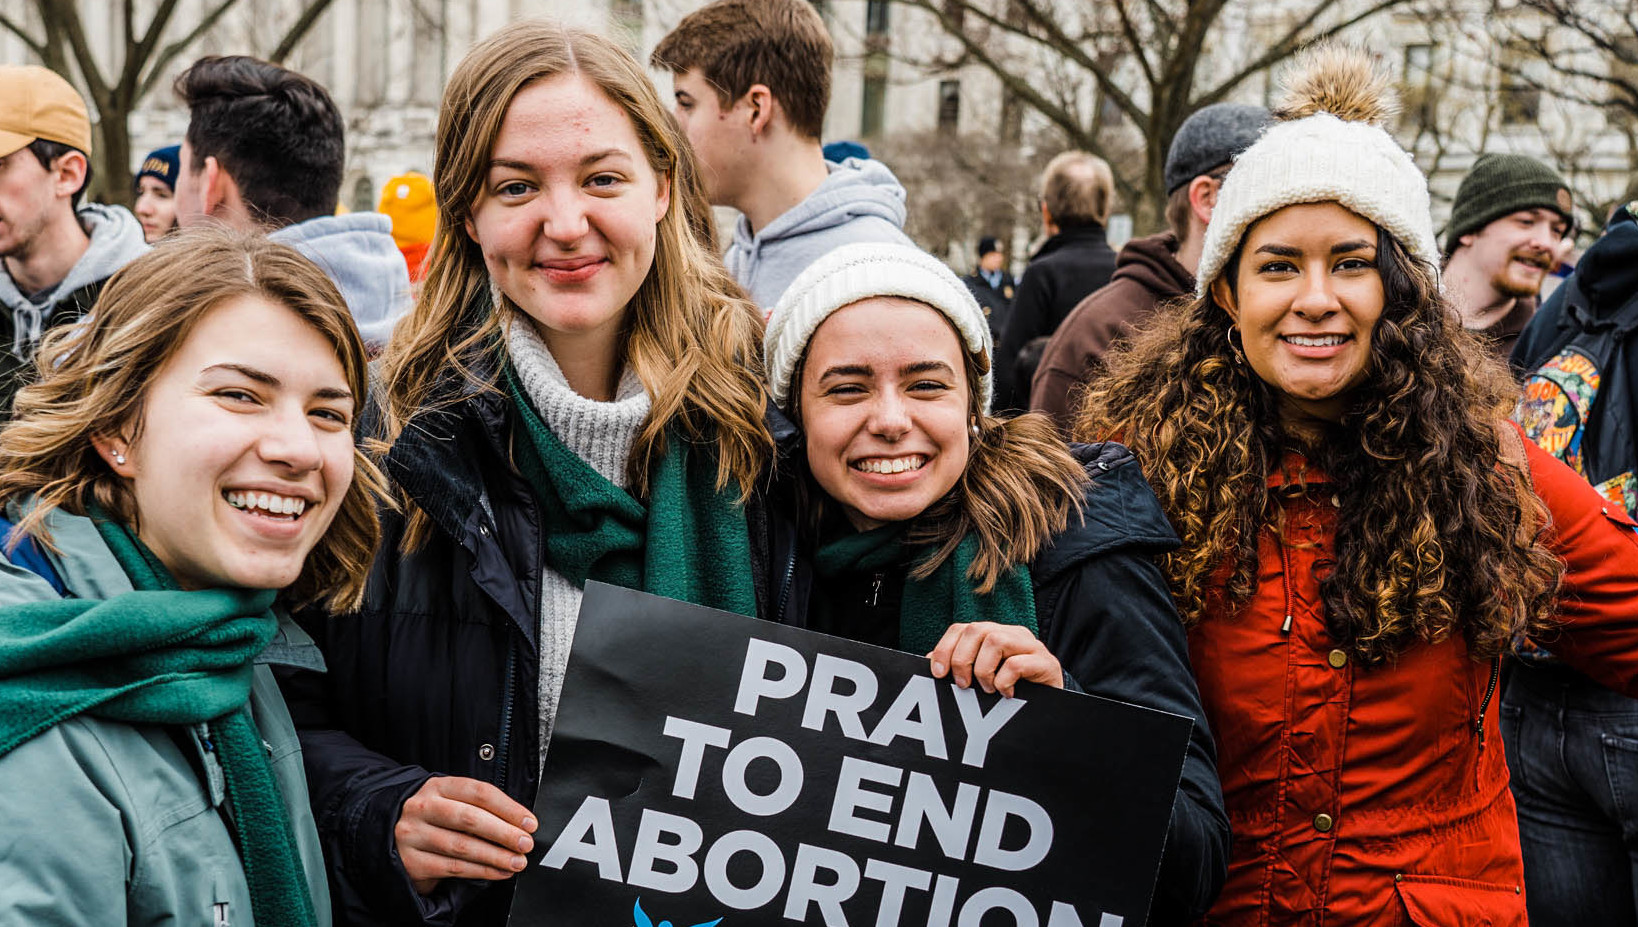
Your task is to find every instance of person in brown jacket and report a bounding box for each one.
[1032,103,1269,431]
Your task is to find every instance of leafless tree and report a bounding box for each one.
[887,0,1415,232]
[0,0,336,204]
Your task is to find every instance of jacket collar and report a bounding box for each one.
[1032,222,1108,261]
[384,342,515,545]
[1030,441,1181,586]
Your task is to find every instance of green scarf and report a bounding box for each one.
[812,523,1038,654]
[0,516,316,927]
[505,365,758,617]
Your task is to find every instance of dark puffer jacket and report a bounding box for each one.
[765,436,1230,925]
[278,356,773,927]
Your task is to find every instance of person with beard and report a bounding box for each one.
[1442,154,1574,360]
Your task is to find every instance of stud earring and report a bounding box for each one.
[114,451,126,465]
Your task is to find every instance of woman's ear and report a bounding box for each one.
[1211,276,1239,323]
[90,433,136,478]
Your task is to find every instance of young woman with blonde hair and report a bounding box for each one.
[1080,46,1638,922]
[0,227,383,926]
[759,242,1229,923]
[282,22,773,926]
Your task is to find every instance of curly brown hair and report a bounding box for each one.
[1075,225,1562,664]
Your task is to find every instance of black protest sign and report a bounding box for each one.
[513,582,1193,927]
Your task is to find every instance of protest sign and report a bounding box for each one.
[513,582,1193,927]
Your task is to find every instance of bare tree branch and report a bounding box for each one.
[0,11,48,60]
[269,0,338,65]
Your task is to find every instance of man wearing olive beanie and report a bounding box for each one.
[1443,153,1574,360]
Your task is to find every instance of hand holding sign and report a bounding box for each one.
[927,621,1064,696]
[394,775,538,894]
[516,584,1192,927]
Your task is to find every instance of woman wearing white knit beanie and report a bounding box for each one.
[762,240,1230,923]
[1077,43,1638,924]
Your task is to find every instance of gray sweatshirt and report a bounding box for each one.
[270,212,412,349]
[726,157,913,311]
[0,203,148,358]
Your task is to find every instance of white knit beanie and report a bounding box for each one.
[765,242,993,413]
[1195,45,1440,297]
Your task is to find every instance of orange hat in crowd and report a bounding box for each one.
[379,172,435,283]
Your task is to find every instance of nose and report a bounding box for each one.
[257,402,325,475]
[1292,265,1341,320]
[540,186,590,247]
[866,390,912,442]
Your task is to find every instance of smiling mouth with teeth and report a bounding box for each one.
[1282,334,1349,347]
[225,490,309,519]
[852,455,928,474]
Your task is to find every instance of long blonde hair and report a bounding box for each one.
[0,228,386,612]
[382,22,770,548]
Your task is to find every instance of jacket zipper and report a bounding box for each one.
[495,643,517,787]
[774,546,796,625]
[1475,656,1501,748]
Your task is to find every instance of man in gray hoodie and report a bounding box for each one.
[653,0,912,311]
[172,56,410,351]
[0,66,148,408]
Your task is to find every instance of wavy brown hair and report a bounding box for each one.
[0,227,386,612]
[1077,225,1562,663]
[382,22,770,549]
[791,320,1089,592]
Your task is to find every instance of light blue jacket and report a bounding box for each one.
[0,507,332,926]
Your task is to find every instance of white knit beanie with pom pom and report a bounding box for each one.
[1195,44,1440,297]
[765,242,994,414]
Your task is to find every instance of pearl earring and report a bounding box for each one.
[114,451,126,465]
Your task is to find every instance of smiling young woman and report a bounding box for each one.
[760,242,1229,924]
[1078,45,1638,925]
[0,227,384,927]
[279,21,775,927]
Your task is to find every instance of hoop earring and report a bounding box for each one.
[1226,324,1246,365]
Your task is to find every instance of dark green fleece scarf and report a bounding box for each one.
[0,515,316,927]
[505,365,758,618]
[812,523,1037,654]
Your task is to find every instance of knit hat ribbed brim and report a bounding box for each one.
[765,243,993,413]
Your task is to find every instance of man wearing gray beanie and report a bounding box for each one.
[1443,153,1574,360]
[1031,102,1270,431]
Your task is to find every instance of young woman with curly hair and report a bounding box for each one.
[1078,46,1638,924]
[279,22,773,926]
[761,242,1229,923]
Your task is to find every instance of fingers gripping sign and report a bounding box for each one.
[926,622,1064,698]
[396,775,540,894]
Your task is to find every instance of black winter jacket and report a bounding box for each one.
[765,438,1229,925]
[278,360,774,927]
[995,224,1118,409]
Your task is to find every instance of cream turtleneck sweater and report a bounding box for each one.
[505,319,650,768]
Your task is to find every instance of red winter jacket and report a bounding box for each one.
[1190,432,1638,926]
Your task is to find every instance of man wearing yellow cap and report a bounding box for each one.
[0,66,147,409]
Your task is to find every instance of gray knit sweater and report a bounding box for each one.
[504,320,650,768]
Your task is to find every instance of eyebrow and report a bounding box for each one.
[488,149,633,173]
[201,363,354,402]
[817,360,957,381]
[1254,240,1375,257]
